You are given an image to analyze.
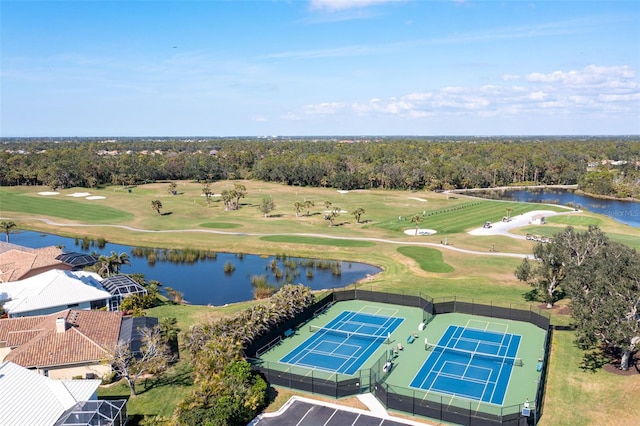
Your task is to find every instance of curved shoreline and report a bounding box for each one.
[451,184,640,203]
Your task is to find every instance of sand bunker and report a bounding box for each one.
[404,228,437,236]
[38,191,59,196]
[337,190,349,194]
[86,196,106,200]
[408,197,427,202]
[68,192,91,197]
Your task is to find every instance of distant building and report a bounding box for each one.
[530,214,546,225]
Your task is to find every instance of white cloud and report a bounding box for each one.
[525,64,635,86]
[309,0,402,12]
[528,91,547,101]
[296,65,639,121]
[304,102,346,114]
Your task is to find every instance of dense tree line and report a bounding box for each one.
[1,137,639,196]
[515,226,640,370]
[172,284,315,425]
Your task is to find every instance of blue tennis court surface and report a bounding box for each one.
[281,310,404,375]
[410,325,521,405]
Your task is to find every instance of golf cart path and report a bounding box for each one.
[31,211,572,259]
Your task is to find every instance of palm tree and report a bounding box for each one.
[202,183,213,206]
[505,207,513,221]
[233,183,247,209]
[168,182,177,196]
[411,214,423,235]
[328,207,340,227]
[151,199,162,215]
[1,221,16,243]
[304,200,314,216]
[221,189,234,210]
[97,255,112,277]
[106,251,131,275]
[352,207,365,224]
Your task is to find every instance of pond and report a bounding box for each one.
[467,188,640,228]
[8,231,381,306]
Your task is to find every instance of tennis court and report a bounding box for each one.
[410,322,522,405]
[280,310,404,375]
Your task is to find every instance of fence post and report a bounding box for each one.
[412,388,415,415]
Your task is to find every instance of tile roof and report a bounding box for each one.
[0,243,65,282]
[0,309,123,368]
[0,361,101,426]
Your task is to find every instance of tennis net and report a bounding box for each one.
[426,343,523,367]
[309,324,391,344]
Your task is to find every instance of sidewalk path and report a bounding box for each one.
[29,212,574,259]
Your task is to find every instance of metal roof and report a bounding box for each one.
[0,361,102,426]
[1,270,112,316]
[119,316,159,354]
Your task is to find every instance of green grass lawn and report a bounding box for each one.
[0,189,133,222]
[396,246,454,273]
[372,200,567,234]
[2,181,639,424]
[540,330,640,426]
[200,222,242,229]
[260,235,376,247]
[98,359,194,420]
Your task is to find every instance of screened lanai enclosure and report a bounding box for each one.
[54,399,127,426]
[100,275,147,311]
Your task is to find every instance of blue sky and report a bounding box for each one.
[1,0,639,137]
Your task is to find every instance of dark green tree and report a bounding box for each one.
[515,239,568,308]
[558,227,640,370]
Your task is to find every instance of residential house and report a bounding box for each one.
[0,360,127,426]
[0,308,160,381]
[0,241,69,283]
[0,269,112,317]
[0,308,123,379]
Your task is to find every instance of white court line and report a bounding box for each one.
[357,306,400,318]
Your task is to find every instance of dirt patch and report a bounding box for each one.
[536,304,571,315]
[603,354,640,376]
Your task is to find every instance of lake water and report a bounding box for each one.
[8,231,381,306]
[467,188,640,228]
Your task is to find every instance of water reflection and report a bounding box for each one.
[9,231,381,306]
